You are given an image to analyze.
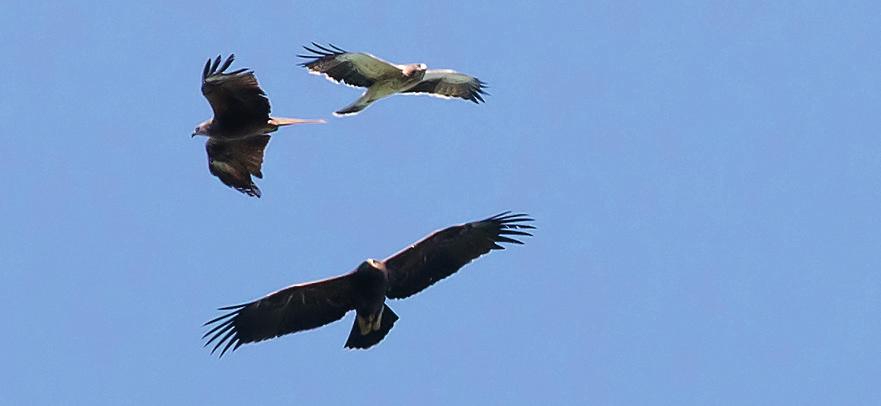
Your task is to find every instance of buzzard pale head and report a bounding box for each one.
[402,63,428,78]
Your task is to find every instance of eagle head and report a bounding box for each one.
[354,259,388,284]
[364,258,385,271]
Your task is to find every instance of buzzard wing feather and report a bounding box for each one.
[403,69,488,103]
[298,43,401,88]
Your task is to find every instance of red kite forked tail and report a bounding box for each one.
[269,117,326,128]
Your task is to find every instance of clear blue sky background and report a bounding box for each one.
[1,1,879,404]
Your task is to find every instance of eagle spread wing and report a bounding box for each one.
[383,212,534,299]
[203,274,356,357]
[205,135,270,198]
[201,54,271,132]
[403,69,488,103]
[298,43,401,88]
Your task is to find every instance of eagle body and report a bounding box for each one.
[349,260,388,322]
[345,260,398,348]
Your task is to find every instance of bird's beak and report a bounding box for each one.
[191,132,197,137]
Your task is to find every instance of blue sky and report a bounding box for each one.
[1,1,880,404]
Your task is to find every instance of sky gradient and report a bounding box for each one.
[1,1,880,404]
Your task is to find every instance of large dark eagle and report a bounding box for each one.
[298,43,488,116]
[203,212,534,356]
[193,54,324,197]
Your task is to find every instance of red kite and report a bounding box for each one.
[193,54,323,197]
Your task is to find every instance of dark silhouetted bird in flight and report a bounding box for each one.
[203,212,534,356]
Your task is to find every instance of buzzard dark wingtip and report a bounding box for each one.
[303,43,347,59]
[327,43,347,53]
[202,58,211,80]
[304,45,331,56]
[313,43,338,54]
[471,88,487,103]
